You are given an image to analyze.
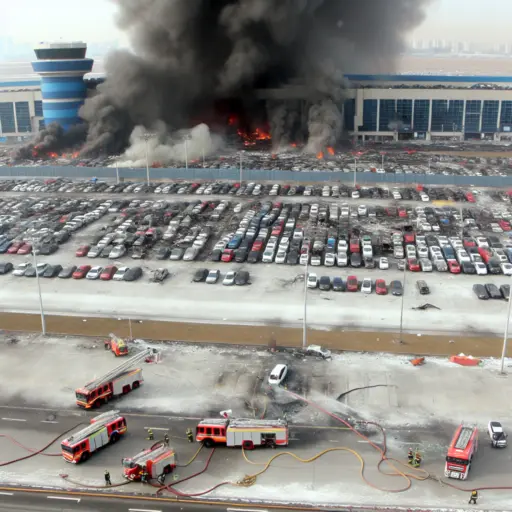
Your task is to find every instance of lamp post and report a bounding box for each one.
[143,132,153,186]
[31,245,46,335]
[353,158,358,187]
[303,258,309,349]
[500,286,512,374]
[184,137,189,170]
[239,151,244,186]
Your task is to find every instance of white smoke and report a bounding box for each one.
[115,122,223,168]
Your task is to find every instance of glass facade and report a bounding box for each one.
[0,102,16,133]
[38,119,45,130]
[344,99,355,131]
[465,100,482,132]
[361,99,377,131]
[501,101,512,132]
[15,102,31,133]
[379,99,396,131]
[34,100,43,117]
[396,100,413,131]
[431,100,448,131]
[481,101,499,132]
[447,100,464,131]
[413,100,430,132]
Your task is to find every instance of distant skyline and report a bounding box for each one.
[2,0,512,52]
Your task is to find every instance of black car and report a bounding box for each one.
[39,244,58,255]
[286,251,299,265]
[488,258,502,274]
[485,283,502,299]
[124,266,143,281]
[319,276,331,291]
[210,249,222,262]
[43,264,63,278]
[235,249,248,263]
[0,240,12,253]
[350,253,362,267]
[390,280,403,296]
[416,280,430,295]
[155,246,170,260]
[58,265,76,279]
[101,245,113,258]
[364,257,375,269]
[332,277,345,291]
[501,284,510,300]
[0,262,13,274]
[193,268,209,282]
[54,230,70,244]
[247,250,261,264]
[473,284,489,300]
[461,261,476,274]
[234,270,250,286]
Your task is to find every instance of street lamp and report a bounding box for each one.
[30,244,46,335]
[303,258,309,349]
[500,286,512,374]
[239,151,244,186]
[143,132,153,186]
[353,158,358,187]
[184,137,189,170]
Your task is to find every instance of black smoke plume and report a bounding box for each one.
[24,0,433,160]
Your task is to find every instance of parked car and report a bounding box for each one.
[305,345,332,359]
[390,280,403,296]
[100,265,118,281]
[193,268,209,282]
[113,266,130,281]
[361,278,372,294]
[123,266,143,281]
[473,284,489,300]
[58,265,77,279]
[43,264,62,278]
[346,275,358,292]
[86,266,103,280]
[332,277,345,291]
[268,364,288,385]
[485,283,502,299]
[72,265,91,279]
[307,273,318,289]
[0,262,13,275]
[375,279,387,295]
[76,245,90,257]
[234,270,250,286]
[223,271,236,286]
[319,276,331,291]
[206,269,220,284]
[416,280,430,295]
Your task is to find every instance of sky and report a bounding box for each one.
[2,0,512,45]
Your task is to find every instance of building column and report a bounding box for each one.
[411,100,415,132]
[478,101,483,133]
[12,102,19,135]
[375,99,380,133]
[427,99,433,133]
[354,91,364,132]
[497,100,503,135]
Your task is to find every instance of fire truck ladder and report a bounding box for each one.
[132,443,170,465]
[455,426,474,450]
[66,410,121,444]
[85,347,155,390]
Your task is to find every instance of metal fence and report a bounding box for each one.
[1,165,512,188]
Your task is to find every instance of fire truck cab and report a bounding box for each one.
[445,424,478,480]
[122,442,176,480]
[196,418,288,449]
[105,333,129,356]
[61,410,127,463]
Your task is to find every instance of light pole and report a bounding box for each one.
[353,158,358,187]
[381,153,385,170]
[184,137,189,170]
[143,132,153,186]
[428,158,431,173]
[303,258,309,349]
[202,146,205,168]
[31,246,46,335]
[398,234,407,343]
[500,285,512,374]
[239,151,244,186]
[115,161,119,184]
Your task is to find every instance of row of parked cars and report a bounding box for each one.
[192,268,250,286]
[306,274,404,295]
[473,283,510,300]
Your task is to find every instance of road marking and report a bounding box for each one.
[41,420,59,424]
[357,440,369,443]
[1,418,26,422]
[47,496,81,502]
[128,509,162,512]
[0,492,13,495]
[228,509,268,512]
[145,427,169,431]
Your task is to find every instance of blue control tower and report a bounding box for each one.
[31,42,93,130]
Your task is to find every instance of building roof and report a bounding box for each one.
[346,74,512,83]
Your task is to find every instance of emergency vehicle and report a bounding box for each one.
[105,333,128,356]
[75,347,156,409]
[61,410,127,463]
[122,442,176,480]
[196,418,288,449]
[444,424,478,480]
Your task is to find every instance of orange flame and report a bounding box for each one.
[316,151,324,160]
[327,146,335,156]
[290,142,297,148]
[228,115,238,126]
[271,153,277,159]
[48,152,58,158]
[72,151,80,158]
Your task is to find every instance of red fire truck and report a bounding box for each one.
[75,347,155,408]
[105,333,129,356]
[122,442,176,480]
[196,418,288,449]
[61,410,127,463]
[444,424,479,480]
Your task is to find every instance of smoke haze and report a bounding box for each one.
[17,0,432,162]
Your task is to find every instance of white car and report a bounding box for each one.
[417,245,429,259]
[183,247,199,261]
[206,269,220,284]
[233,203,243,213]
[351,190,360,199]
[306,345,332,359]
[357,205,368,216]
[420,258,433,272]
[223,271,236,286]
[501,263,512,275]
[361,278,372,294]
[379,257,389,270]
[13,262,31,277]
[86,266,103,280]
[337,252,348,267]
[262,249,275,263]
[113,266,129,281]
[310,255,321,266]
[474,262,488,275]
[268,364,288,385]
[300,253,309,265]
[307,273,318,288]
[324,253,336,267]
[275,250,287,264]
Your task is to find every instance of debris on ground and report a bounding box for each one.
[412,303,441,311]
[410,356,425,366]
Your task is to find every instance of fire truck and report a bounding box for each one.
[75,347,156,409]
[61,410,127,463]
[444,424,479,480]
[122,442,176,480]
[196,418,288,449]
[105,333,129,356]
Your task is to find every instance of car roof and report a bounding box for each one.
[271,364,287,372]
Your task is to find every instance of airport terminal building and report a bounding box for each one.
[3,43,512,143]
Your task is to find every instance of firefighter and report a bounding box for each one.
[412,451,422,468]
[141,470,148,484]
[157,474,165,486]
[186,428,194,443]
[104,470,112,486]
[407,447,414,465]
[147,428,154,441]
[469,490,478,504]
[164,433,170,445]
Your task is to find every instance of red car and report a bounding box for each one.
[346,275,358,292]
[465,192,475,203]
[17,243,32,255]
[404,233,415,244]
[272,223,284,236]
[375,279,387,295]
[100,265,118,281]
[75,245,90,257]
[407,258,420,271]
[252,239,264,252]
[398,207,408,218]
[386,207,397,217]
[447,260,461,274]
[7,241,23,254]
[72,265,91,279]
[221,249,234,262]
[478,247,492,263]
[499,220,511,232]
[463,237,476,249]
[350,238,360,253]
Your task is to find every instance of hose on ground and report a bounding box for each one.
[60,474,132,488]
[177,442,203,467]
[0,434,62,457]
[0,423,83,467]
